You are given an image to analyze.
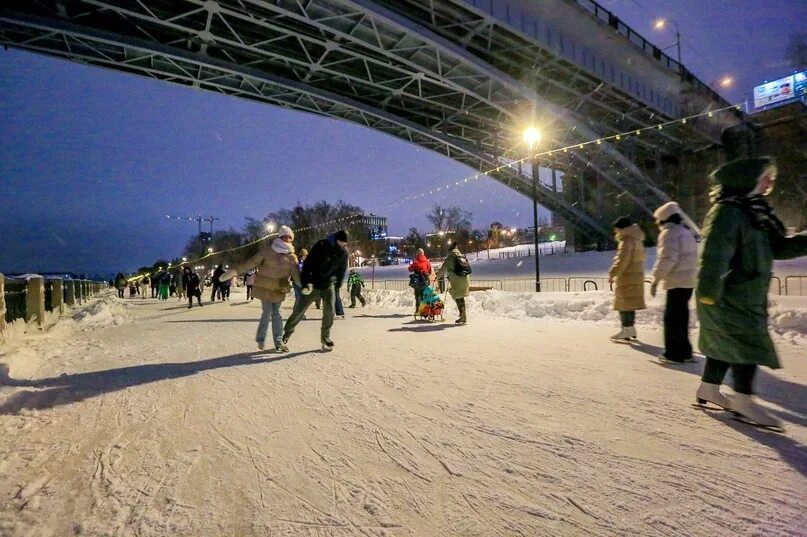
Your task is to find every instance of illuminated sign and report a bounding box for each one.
[753,71,806,109]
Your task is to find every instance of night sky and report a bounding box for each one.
[1,0,804,275]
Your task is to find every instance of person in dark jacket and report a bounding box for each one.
[695,157,807,429]
[114,273,126,298]
[182,266,204,308]
[210,264,225,302]
[282,230,349,351]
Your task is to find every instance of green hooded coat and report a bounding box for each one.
[697,158,807,368]
[435,248,470,299]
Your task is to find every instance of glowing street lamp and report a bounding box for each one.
[653,18,681,67]
[266,222,276,233]
[523,126,542,292]
[181,257,187,262]
[207,247,213,253]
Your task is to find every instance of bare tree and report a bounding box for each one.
[426,204,472,232]
[786,32,807,69]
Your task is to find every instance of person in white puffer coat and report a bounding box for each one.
[650,201,699,363]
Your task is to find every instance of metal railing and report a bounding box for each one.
[371,275,807,296]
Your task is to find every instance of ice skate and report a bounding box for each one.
[694,382,730,410]
[730,394,784,432]
[256,340,266,351]
[321,338,334,352]
[274,343,289,353]
[611,326,636,342]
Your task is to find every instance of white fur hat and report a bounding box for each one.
[653,201,682,222]
[278,225,294,240]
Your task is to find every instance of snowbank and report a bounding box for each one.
[366,288,807,343]
[66,295,132,329]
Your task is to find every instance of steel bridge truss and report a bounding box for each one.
[0,0,731,239]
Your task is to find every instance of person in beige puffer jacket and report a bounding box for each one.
[650,202,699,363]
[219,225,301,352]
[608,217,646,340]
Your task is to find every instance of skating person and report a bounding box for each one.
[183,266,203,308]
[244,269,256,301]
[220,273,232,301]
[158,271,171,300]
[173,266,185,300]
[435,243,471,323]
[140,275,150,299]
[695,157,807,429]
[650,202,699,363]
[408,248,433,313]
[219,225,301,352]
[282,230,349,351]
[210,264,225,302]
[292,248,308,320]
[608,217,646,340]
[114,273,126,299]
[347,269,366,307]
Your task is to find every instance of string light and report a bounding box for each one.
[137,103,740,280]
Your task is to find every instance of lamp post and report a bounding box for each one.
[524,127,542,292]
[654,19,681,68]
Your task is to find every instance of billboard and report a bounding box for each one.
[754,71,807,109]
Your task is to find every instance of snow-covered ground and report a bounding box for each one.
[1,282,805,536]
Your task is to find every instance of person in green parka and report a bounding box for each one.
[695,157,807,429]
[435,243,471,324]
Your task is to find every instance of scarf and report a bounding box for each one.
[718,194,786,237]
[271,238,295,255]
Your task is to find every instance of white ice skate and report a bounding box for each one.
[321,338,334,352]
[694,382,730,410]
[730,394,784,431]
[610,326,636,341]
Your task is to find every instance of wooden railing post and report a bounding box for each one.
[26,276,46,327]
[52,279,64,315]
[65,280,76,306]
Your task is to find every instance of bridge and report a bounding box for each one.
[0,0,742,241]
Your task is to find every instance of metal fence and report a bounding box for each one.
[370,276,807,296]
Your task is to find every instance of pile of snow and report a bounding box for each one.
[67,295,131,329]
[366,288,807,343]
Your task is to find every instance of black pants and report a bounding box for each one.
[187,289,202,307]
[702,357,757,395]
[663,288,693,361]
[117,288,124,298]
[350,288,366,307]
[246,285,253,300]
[619,311,635,327]
[414,287,424,311]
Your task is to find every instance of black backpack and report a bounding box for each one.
[409,272,428,289]
[453,254,472,276]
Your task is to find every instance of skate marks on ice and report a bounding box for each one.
[0,350,316,414]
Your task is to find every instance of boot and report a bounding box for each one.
[695,382,730,409]
[610,327,631,340]
[626,326,637,339]
[730,394,782,429]
[455,298,466,324]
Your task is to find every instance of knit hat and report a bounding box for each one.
[333,229,349,243]
[613,216,632,229]
[653,201,683,223]
[278,225,294,240]
[710,157,775,194]
[299,248,308,257]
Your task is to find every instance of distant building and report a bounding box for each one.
[357,214,388,240]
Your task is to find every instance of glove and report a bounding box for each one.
[301,283,314,295]
[218,269,237,282]
[650,281,658,297]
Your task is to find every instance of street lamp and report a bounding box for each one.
[266,222,275,233]
[523,127,542,292]
[653,19,681,68]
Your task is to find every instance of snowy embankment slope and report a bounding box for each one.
[0,287,806,536]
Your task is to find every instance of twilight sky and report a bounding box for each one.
[1,0,804,275]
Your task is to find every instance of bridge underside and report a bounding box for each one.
[0,0,733,240]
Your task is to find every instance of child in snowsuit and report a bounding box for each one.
[347,269,366,307]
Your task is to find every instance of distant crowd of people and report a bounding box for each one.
[111,157,807,431]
